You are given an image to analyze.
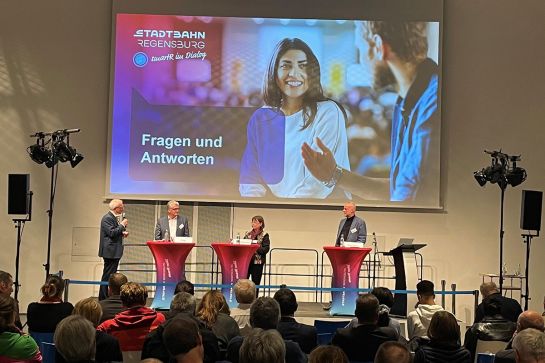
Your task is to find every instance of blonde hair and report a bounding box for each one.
[196,290,229,327]
[73,297,103,327]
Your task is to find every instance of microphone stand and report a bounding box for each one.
[372,232,379,288]
[521,231,538,310]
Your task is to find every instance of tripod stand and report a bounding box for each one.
[521,232,538,311]
[12,191,33,301]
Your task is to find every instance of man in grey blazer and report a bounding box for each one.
[154,200,190,241]
[336,201,366,245]
[98,199,128,300]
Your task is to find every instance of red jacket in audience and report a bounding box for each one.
[97,306,165,351]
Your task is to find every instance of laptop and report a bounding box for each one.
[397,238,414,247]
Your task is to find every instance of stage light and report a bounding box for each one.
[70,152,84,168]
[53,140,75,162]
[27,142,51,165]
[506,167,527,187]
[474,170,487,187]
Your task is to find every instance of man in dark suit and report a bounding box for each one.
[475,282,522,323]
[336,202,366,245]
[99,272,128,322]
[332,293,398,362]
[274,287,317,354]
[495,310,544,363]
[98,199,128,300]
[154,200,189,241]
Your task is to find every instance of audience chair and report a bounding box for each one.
[29,331,54,350]
[473,339,508,363]
[313,320,351,345]
[40,342,56,363]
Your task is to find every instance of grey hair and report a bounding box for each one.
[108,199,123,210]
[54,315,96,362]
[513,328,545,362]
[240,328,285,363]
[170,292,197,314]
[234,279,256,304]
[167,200,179,209]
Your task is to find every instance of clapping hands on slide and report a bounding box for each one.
[301,137,337,182]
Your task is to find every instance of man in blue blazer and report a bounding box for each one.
[336,201,366,246]
[154,200,189,241]
[98,199,128,300]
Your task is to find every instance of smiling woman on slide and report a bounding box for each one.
[239,37,350,199]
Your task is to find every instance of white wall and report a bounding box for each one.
[1,0,544,323]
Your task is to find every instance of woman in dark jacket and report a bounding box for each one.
[414,311,471,363]
[244,215,270,292]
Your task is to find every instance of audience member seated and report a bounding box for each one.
[27,275,74,334]
[274,287,317,354]
[163,316,205,363]
[56,297,122,363]
[174,280,195,295]
[0,271,22,330]
[495,310,544,363]
[99,272,127,323]
[0,295,41,363]
[195,290,240,354]
[475,282,522,323]
[142,292,219,363]
[347,287,401,335]
[308,345,348,363]
[54,315,96,363]
[375,341,412,363]
[464,298,516,361]
[331,293,398,362]
[413,311,471,363]
[226,297,307,363]
[512,328,545,363]
[230,279,256,334]
[240,328,285,363]
[407,280,444,339]
[97,282,165,352]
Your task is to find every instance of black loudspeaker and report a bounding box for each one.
[8,174,30,215]
[520,190,543,231]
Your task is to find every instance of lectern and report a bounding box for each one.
[211,242,259,307]
[384,244,426,316]
[147,241,195,309]
[324,246,372,315]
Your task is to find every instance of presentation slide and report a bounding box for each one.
[108,5,442,207]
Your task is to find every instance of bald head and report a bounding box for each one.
[343,202,357,218]
[480,281,499,299]
[518,311,545,332]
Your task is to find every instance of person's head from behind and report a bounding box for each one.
[170,292,197,315]
[240,328,285,363]
[427,311,460,346]
[309,345,348,363]
[0,295,15,329]
[355,293,380,325]
[174,280,195,295]
[54,315,96,363]
[517,311,545,333]
[250,297,280,330]
[73,297,103,328]
[108,272,127,296]
[355,20,428,90]
[41,274,65,300]
[273,288,298,317]
[197,290,229,326]
[416,280,435,304]
[0,271,14,296]
[374,341,411,363]
[371,287,394,308]
[513,328,545,363]
[235,279,256,305]
[163,316,204,363]
[120,282,147,308]
[480,281,499,299]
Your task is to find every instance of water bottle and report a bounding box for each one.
[164,229,170,242]
[340,234,345,247]
[236,232,241,243]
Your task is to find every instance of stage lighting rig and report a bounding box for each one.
[473,149,526,294]
[27,128,84,278]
